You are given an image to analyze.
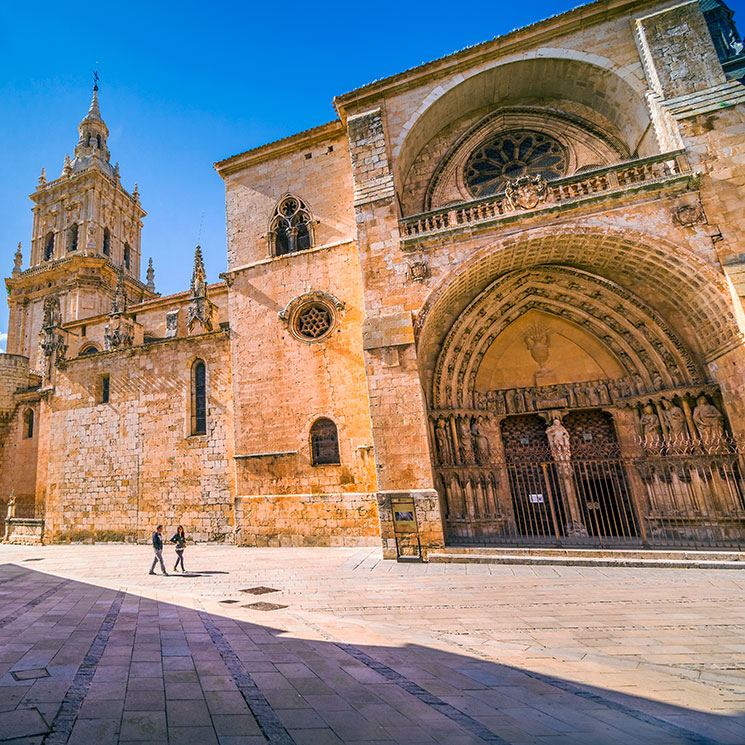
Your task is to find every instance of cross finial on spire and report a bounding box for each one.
[93,67,99,92]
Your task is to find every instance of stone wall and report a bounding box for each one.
[223,126,356,270]
[43,332,234,542]
[234,493,380,547]
[0,354,41,530]
[226,241,376,498]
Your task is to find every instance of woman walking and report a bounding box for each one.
[170,525,187,573]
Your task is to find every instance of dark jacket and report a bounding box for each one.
[170,532,186,550]
[152,531,163,550]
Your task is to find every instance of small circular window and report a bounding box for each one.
[294,301,334,341]
[464,130,568,198]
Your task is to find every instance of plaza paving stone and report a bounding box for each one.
[0,544,743,744]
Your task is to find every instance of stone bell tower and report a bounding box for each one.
[5,84,154,373]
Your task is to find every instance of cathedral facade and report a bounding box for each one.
[3,0,745,555]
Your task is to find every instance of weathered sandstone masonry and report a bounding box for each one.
[4,0,745,557]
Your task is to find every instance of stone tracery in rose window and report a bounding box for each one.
[464,131,569,199]
[269,195,313,256]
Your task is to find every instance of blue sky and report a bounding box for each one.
[1,0,743,351]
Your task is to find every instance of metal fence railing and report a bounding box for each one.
[441,447,745,549]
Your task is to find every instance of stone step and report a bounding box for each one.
[428,547,745,569]
[437,546,745,560]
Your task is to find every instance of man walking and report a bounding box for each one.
[149,524,168,575]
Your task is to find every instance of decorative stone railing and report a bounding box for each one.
[400,150,692,241]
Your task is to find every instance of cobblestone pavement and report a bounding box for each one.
[0,544,744,744]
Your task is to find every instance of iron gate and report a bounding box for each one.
[441,449,745,549]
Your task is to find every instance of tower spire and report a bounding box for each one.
[12,243,23,276]
[190,245,207,298]
[146,258,155,292]
[71,78,113,177]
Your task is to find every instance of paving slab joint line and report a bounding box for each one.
[335,642,512,745]
[517,667,726,745]
[0,582,67,629]
[43,589,125,745]
[294,613,726,745]
[288,612,509,745]
[198,610,295,745]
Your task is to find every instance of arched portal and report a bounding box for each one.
[419,231,745,549]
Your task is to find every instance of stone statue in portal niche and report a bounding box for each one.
[546,417,571,461]
[458,418,475,463]
[693,396,726,442]
[640,404,662,444]
[661,398,688,441]
[471,419,491,465]
[435,419,453,465]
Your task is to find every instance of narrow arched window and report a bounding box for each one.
[103,228,111,256]
[44,232,55,261]
[68,223,79,252]
[191,360,207,435]
[269,195,313,257]
[310,418,340,465]
[96,134,102,150]
[123,243,131,271]
[23,409,34,439]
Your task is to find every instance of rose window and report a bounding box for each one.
[294,303,333,340]
[464,131,568,198]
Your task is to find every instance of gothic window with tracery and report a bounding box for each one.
[310,418,340,465]
[44,232,54,261]
[67,224,79,252]
[103,228,111,256]
[191,360,207,435]
[269,195,313,256]
[464,131,568,198]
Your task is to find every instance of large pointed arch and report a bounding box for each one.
[416,226,744,402]
[394,55,656,196]
[430,265,703,409]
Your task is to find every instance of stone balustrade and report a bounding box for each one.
[400,151,691,241]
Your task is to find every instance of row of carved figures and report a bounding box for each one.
[637,394,727,448]
[474,373,688,414]
[434,416,492,466]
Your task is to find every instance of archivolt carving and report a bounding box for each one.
[414,227,741,377]
[431,266,702,410]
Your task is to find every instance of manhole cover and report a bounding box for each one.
[241,602,288,612]
[219,599,240,604]
[240,587,279,595]
[12,668,50,681]
[22,558,45,562]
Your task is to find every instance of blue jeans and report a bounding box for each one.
[150,548,167,574]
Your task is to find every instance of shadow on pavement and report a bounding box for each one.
[0,563,743,745]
